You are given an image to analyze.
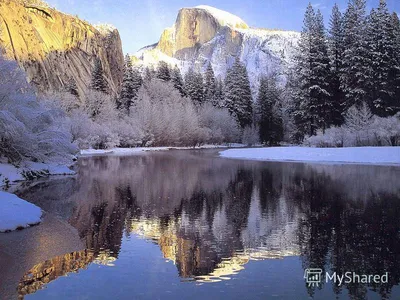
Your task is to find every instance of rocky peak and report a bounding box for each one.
[133,5,300,91]
[156,6,248,59]
[0,0,124,96]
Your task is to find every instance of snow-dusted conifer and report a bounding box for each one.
[389,12,400,115]
[156,61,171,81]
[214,78,225,108]
[313,10,333,132]
[224,57,253,128]
[171,65,185,96]
[90,57,108,93]
[256,76,283,145]
[118,54,135,112]
[204,63,217,104]
[328,4,345,125]
[342,0,371,110]
[368,0,395,116]
[184,68,204,106]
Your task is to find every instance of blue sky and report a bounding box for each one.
[46,0,400,54]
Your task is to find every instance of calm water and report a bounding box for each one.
[1,150,400,299]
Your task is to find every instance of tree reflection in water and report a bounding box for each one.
[15,151,400,299]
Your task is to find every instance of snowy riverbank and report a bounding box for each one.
[219,147,400,165]
[0,191,42,232]
[0,161,75,187]
[80,144,246,156]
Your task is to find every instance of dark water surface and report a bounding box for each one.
[1,150,400,299]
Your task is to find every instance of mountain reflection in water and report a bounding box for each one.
[14,150,400,299]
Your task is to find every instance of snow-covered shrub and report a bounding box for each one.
[0,56,77,164]
[304,127,346,147]
[304,106,400,147]
[370,114,400,146]
[131,79,211,147]
[112,116,143,148]
[242,125,260,146]
[343,103,374,146]
[198,103,241,144]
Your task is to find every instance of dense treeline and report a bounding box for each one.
[291,0,400,145]
[1,0,399,163]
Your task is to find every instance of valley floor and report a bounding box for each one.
[219,146,400,166]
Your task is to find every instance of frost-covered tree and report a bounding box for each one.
[171,65,185,97]
[156,61,171,81]
[184,68,204,106]
[344,102,373,132]
[328,4,345,125]
[132,79,209,147]
[342,0,371,110]
[224,57,253,128]
[256,76,283,145]
[91,57,108,93]
[0,55,77,163]
[367,0,396,116]
[198,103,241,144]
[204,63,217,104]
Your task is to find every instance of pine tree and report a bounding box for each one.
[224,57,253,128]
[257,76,283,145]
[156,61,171,81]
[143,66,156,84]
[204,63,217,105]
[328,3,345,125]
[214,78,225,107]
[368,0,395,116]
[342,0,371,110]
[313,10,333,132]
[118,54,135,112]
[184,68,204,105]
[389,12,400,115]
[90,57,108,93]
[131,67,142,99]
[171,65,185,96]
[293,4,331,138]
[66,76,79,97]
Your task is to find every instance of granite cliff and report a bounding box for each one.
[133,5,300,90]
[0,0,124,96]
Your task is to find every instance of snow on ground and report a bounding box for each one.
[0,161,75,186]
[219,147,400,166]
[0,191,42,232]
[80,144,246,156]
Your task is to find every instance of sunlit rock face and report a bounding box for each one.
[0,0,124,95]
[133,5,299,90]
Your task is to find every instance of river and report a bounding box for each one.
[1,149,399,299]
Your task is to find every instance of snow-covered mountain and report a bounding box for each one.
[132,5,300,90]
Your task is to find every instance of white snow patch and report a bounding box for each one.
[80,144,246,156]
[195,5,248,29]
[219,147,400,166]
[0,191,42,232]
[0,162,75,186]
